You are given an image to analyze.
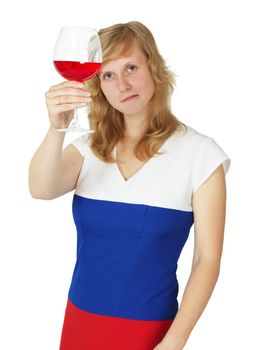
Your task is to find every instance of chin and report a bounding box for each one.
[121,105,148,117]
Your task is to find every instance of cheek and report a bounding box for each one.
[145,76,155,96]
[133,73,155,95]
[100,83,121,110]
[100,84,113,102]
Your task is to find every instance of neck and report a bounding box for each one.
[122,113,148,142]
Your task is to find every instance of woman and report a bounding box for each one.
[29,21,231,350]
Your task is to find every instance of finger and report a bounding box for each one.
[49,81,85,91]
[46,87,91,100]
[46,87,91,99]
[51,102,88,113]
[47,95,92,106]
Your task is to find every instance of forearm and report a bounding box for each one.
[162,259,220,349]
[29,127,65,199]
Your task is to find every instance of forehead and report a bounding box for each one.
[101,43,147,70]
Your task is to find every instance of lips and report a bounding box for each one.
[121,94,139,102]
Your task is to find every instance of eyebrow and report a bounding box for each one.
[99,61,139,76]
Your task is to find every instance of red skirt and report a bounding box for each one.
[59,299,173,350]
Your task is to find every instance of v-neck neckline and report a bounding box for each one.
[113,137,168,183]
[113,150,152,183]
[112,125,187,183]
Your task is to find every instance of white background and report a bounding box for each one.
[0,0,253,349]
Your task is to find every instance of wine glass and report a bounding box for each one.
[53,27,102,133]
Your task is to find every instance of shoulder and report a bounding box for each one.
[162,123,215,154]
[70,133,92,157]
[179,124,228,157]
[183,125,231,194]
[183,125,230,166]
[181,124,214,146]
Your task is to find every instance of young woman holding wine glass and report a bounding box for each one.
[29,21,231,350]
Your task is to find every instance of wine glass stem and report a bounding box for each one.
[71,109,80,129]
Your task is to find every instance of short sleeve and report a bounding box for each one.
[191,137,231,194]
[71,134,90,157]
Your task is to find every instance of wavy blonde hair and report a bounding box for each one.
[86,21,185,163]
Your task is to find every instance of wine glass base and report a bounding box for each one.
[57,127,95,133]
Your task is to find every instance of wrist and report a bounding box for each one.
[48,125,66,137]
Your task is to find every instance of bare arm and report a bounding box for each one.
[29,128,83,199]
[28,80,91,199]
[154,164,227,350]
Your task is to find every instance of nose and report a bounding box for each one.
[117,75,131,92]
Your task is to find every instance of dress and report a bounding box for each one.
[59,124,231,349]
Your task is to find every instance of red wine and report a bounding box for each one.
[53,61,101,82]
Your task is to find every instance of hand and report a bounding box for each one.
[44,80,92,129]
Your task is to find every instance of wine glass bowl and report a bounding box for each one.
[53,27,102,132]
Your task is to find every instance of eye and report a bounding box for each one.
[102,72,113,80]
[127,65,137,72]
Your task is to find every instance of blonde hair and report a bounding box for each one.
[86,21,185,163]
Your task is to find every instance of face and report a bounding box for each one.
[99,43,155,119]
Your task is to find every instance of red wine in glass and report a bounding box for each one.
[53,61,101,82]
[53,27,102,133]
